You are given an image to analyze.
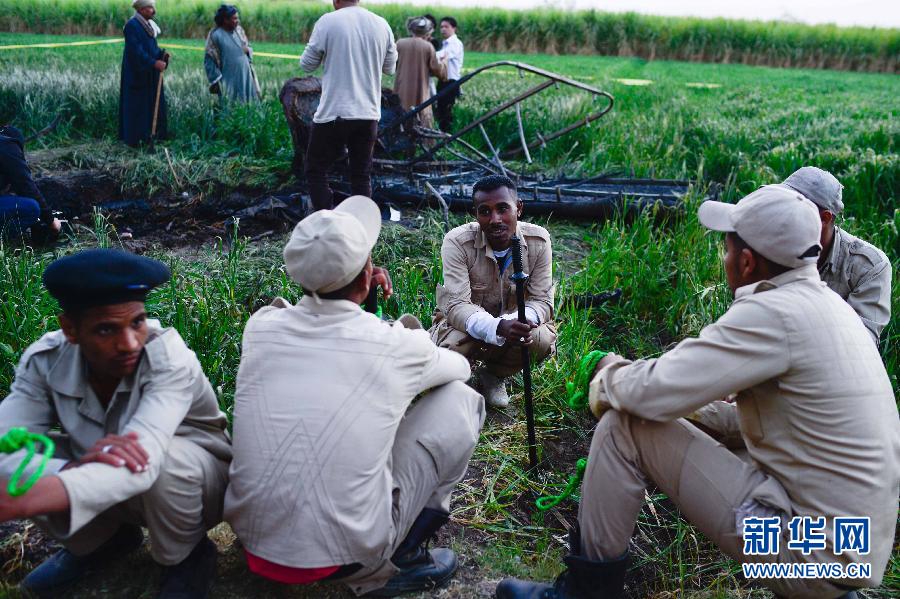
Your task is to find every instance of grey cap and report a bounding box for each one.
[782,166,844,214]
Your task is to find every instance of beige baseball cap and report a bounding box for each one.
[698,184,822,269]
[782,166,844,214]
[283,196,382,294]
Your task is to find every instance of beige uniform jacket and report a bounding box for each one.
[225,297,473,569]
[589,264,899,586]
[434,221,554,332]
[394,37,446,127]
[0,322,231,537]
[819,226,892,344]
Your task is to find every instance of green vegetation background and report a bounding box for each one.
[1,0,898,72]
[0,27,897,596]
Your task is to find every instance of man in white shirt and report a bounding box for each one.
[435,16,464,132]
[298,0,397,210]
[225,196,485,597]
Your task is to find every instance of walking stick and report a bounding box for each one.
[149,70,164,150]
[511,235,538,470]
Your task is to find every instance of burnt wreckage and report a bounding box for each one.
[281,61,710,225]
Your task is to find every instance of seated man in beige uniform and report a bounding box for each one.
[0,249,232,599]
[429,175,556,407]
[497,185,899,599]
[782,166,891,345]
[225,196,485,597]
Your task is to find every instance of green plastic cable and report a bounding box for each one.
[536,458,587,511]
[565,350,608,410]
[0,427,55,497]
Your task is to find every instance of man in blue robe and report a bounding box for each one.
[119,0,169,147]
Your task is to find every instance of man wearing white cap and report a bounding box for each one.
[225,196,485,597]
[782,166,891,344]
[496,185,899,599]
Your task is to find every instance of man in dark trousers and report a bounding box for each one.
[0,125,59,241]
[119,0,169,147]
[298,0,397,210]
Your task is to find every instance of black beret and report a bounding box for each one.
[0,125,25,150]
[43,249,171,312]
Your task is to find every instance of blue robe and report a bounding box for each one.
[119,17,167,146]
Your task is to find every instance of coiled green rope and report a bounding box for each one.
[565,350,608,410]
[536,349,610,510]
[536,458,587,511]
[0,427,55,497]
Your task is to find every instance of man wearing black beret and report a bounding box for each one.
[0,249,232,599]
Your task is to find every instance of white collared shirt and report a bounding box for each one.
[437,33,464,81]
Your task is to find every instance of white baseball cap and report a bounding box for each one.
[698,184,822,269]
[283,196,382,294]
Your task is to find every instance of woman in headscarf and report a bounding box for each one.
[394,16,447,129]
[204,5,260,104]
[119,0,169,147]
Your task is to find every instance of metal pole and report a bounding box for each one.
[510,234,538,469]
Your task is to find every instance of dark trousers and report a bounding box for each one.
[304,119,378,211]
[435,80,460,133]
[0,195,40,239]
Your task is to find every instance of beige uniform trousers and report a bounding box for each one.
[579,410,847,599]
[341,380,485,596]
[38,437,229,566]
[430,321,557,378]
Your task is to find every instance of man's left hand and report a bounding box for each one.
[371,266,393,300]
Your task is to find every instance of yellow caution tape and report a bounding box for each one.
[165,43,300,60]
[0,38,124,50]
[614,78,653,86]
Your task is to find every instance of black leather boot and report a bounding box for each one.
[365,507,458,597]
[495,525,627,599]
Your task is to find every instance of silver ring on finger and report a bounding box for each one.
[101,444,114,454]
[520,337,525,342]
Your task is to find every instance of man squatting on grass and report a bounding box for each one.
[298,0,398,211]
[781,166,892,345]
[225,196,486,596]
[429,175,557,408]
[0,249,232,599]
[496,185,900,599]
[0,125,61,242]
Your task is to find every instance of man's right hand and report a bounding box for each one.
[154,60,167,72]
[71,432,150,473]
[497,319,537,346]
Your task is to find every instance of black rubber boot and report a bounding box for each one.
[157,536,217,599]
[365,508,458,597]
[495,525,627,599]
[20,524,145,598]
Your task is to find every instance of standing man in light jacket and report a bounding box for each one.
[435,16,463,132]
[299,0,398,210]
[226,196,485,597]
[497,185,899,599]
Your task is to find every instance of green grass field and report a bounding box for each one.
[0,30,898,598]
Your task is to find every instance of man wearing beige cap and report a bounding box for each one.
[782,166,891,344]
[496,185,899,599]
[225,196,485,597]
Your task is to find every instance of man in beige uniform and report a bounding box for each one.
[225,196,485,597]
[430,175,556,407]
[783,166,891,344]
[497,185,899,599]
[0,249,231,599]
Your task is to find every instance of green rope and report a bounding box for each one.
[536,458,587,511]
[0,427,55,497]
[565,350,608,410]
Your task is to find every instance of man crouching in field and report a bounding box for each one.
[0,249,232,599]
[225,196,485,596]
[429,175,556,408]
[496,185,899,599]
